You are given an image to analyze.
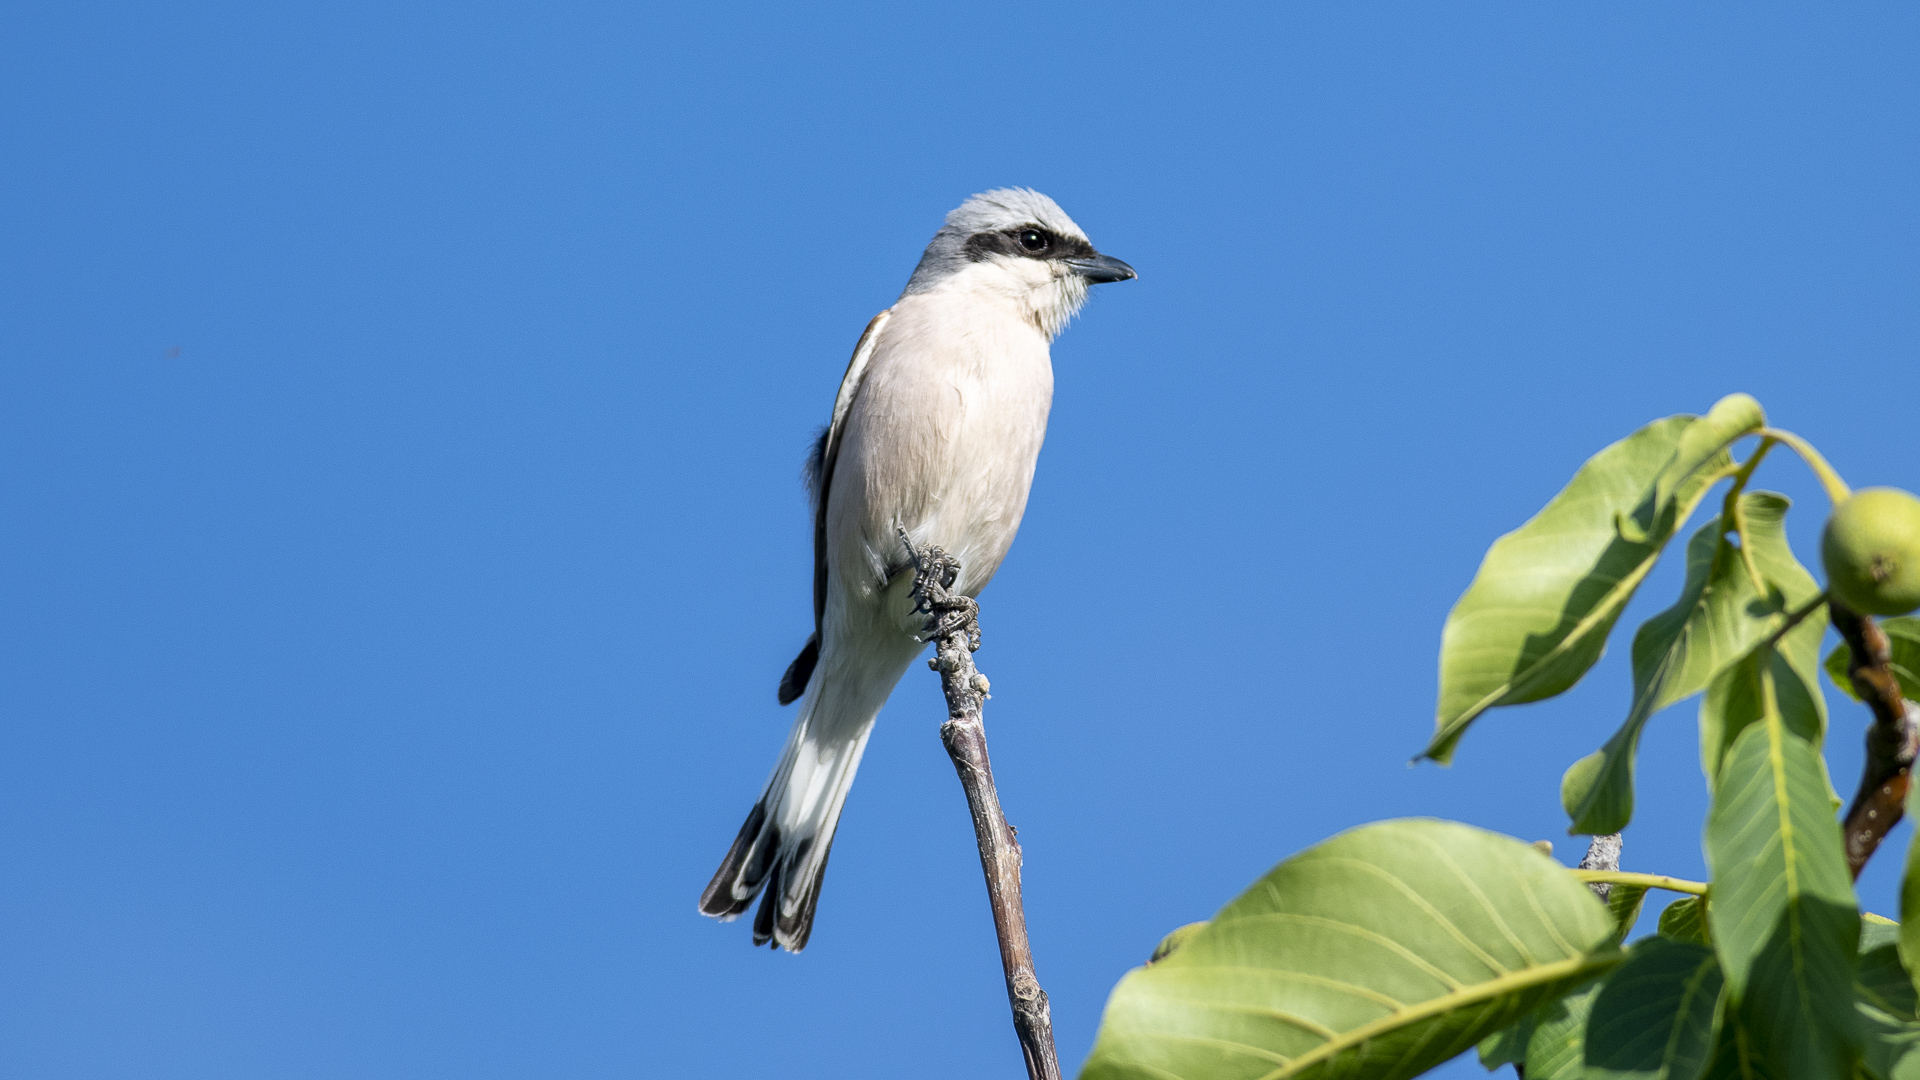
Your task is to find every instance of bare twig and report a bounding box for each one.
[1836,604,1920,877]
[1577,834,1623,902]
[902,531,1062,1080]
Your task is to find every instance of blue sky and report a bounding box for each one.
[3,4,1917,1078]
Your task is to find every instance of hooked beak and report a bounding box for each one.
[1064,253,1137,284]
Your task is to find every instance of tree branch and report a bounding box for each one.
[1836,603,1920,877]
[902,533,1063,1080]
[1576,834,1623,902]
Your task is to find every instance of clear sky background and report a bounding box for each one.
[4,5,1918,1078]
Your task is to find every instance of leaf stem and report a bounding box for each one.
[1719,438,1774,515]
[1720,438,1776,596]
[1570,870,1708,896]
[1764,592,1830,649]
[1756,427,1852,506]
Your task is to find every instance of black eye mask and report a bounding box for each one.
[962,226,1096,264]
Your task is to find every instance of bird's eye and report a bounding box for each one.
[1016,229,1049,253]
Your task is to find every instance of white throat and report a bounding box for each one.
[929,259,1089,341]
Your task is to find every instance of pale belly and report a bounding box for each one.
[824,316,1054,615]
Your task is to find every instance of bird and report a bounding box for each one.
[698,188,1136,952]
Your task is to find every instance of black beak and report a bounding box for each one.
[1065,253,1137,284]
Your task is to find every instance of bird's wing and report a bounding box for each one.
[820,310,892,495]
[814,309,891,627]
[779,310,892,704]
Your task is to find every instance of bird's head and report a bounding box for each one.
[903,188,1135,339]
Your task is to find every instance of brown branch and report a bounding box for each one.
[1836,603,1920,877]
[1577,833,1623,902]
[903,533,1063,1080]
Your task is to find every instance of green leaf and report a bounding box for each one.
[1698,998,1770,1080]
[1079,819,1619,1080]
[1562,493,1815,835]
[1860,941,1916,1021]
[1524,978,1604,1079]
[1430,415,1732,762]
[1480,882,1649,1071]
[1478,1012,1538,1072]
[1645,394,1767,531]
[1659,897,1711,947]
[1698,593,1831,789]
[1584,937,1723,1080]
[1860,1003,1920,1080]
[1826,616,1920,703]
[1150,922,1210,964]
[1482,966,1626,1074]
[1856,924,1920,1080]
[1706,696,1861,1079]
[1607,884,1651,947]
[1863,913,1903,957]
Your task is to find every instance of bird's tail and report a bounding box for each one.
[698,692,879,952]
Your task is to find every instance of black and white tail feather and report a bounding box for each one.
[696,684,878,950]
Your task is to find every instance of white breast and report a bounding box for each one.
[826,277,1055,606]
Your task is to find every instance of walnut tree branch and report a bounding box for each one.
[1836,603,1920,877]
[901,530,1063,1080]
[1576,833,1623,903]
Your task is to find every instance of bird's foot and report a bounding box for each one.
[926,593,981,650]
[898,529,980,650]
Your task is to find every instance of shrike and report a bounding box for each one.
[698,189,1135,952]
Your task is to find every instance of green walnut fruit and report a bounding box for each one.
[1822,487,1920,616]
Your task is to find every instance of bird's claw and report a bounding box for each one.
[897,529,980,650]
[925,594,980,649]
